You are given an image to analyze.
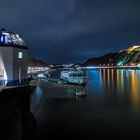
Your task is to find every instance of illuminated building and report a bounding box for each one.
[117,45,140,66]
[0,28,28,86]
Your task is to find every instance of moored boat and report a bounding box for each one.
[60,68,87,85]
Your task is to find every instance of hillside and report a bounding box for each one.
[82,52,119,66]
[82,46,140,67]
[28,57,49,67]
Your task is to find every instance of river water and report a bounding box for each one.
[30,69,140,139]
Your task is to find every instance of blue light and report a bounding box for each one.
[0,34,5,43]
[0,31,26,46]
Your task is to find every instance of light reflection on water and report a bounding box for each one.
[31,68,140,137]
[87,69,140,113]
[32,69,140,114]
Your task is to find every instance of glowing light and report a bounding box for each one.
[0,32,26,46]
[18,52,23,59]
[116,70,120,90]
[0,54,8,80]
[127,45,140,52]
[138,63,140,68]
[130,70,140,110]
[107,69,110,87]
[117,61,124,66]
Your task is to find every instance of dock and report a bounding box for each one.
[30,79,86,96]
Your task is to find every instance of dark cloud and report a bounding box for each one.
[1,0,140,64]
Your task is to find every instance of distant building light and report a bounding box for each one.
[18,52,23,59]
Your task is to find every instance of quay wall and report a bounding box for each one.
[0,86,37,140]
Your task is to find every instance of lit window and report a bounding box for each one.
[18,52,23,59]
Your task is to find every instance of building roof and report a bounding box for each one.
[0,28,27,48]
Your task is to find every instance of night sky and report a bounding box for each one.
[1,0,140,64]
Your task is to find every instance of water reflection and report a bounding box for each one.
[116,70,125,93]
[36,86,43,94]
[98,69,117,92]
[88,69,140,111]
[130,70,140,110]
[31,69,140,138]
[30,86,44,113]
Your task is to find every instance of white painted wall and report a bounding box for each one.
[0,46,28,81]
[0,47,13,80]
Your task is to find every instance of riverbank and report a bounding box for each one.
[80,65,140,70]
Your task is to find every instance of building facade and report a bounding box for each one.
[0,28,28,86]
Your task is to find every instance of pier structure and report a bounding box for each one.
[30,79,86,96]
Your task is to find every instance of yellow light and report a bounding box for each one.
[127,45,140,52]
[131,71,139,110]
[132,45,140,49]
[127,47,134,52]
